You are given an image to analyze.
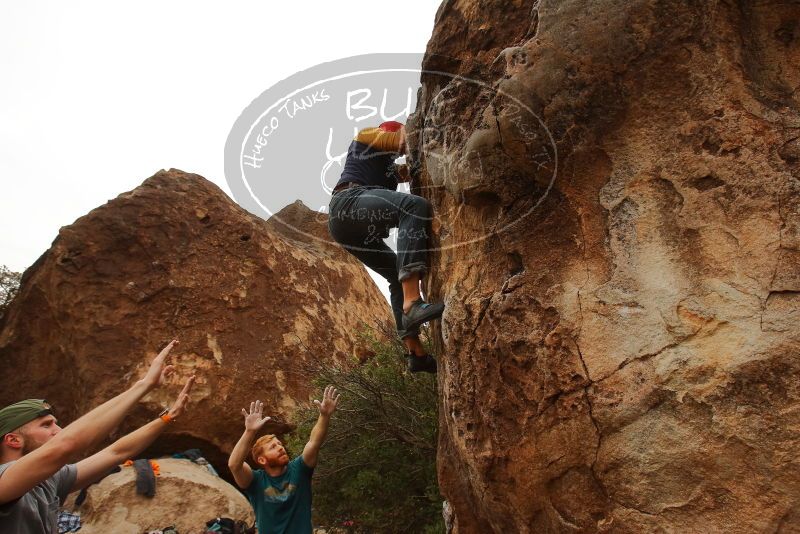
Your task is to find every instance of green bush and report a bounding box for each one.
[0,265,21,322]
[288,328,444,533]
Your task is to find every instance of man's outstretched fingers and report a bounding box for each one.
[159,365,175,384]
[326,386,339,404]
[143,339,181,388]
[181,375,196,395]
[180,375,195,394]
[168,375,196,418]
[313,385,340,416]
[156,339,179,361]
[243,400,271,431]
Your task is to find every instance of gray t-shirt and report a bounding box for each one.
[0,462,77,534]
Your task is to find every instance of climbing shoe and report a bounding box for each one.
[397,327,420,340]
[402,299,445,332]
[407,354,437,374]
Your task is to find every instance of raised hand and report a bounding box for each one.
[166,375,196,419]
[313,386,340,417]
[396,164,411,183]
[141,339,179,390]
[242,400,272,431]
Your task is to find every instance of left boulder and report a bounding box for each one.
[0,168,391,470]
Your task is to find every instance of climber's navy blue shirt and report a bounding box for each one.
[245,456,314,534]
[336,127,402,191]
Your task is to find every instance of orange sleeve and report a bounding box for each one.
[355,127,401,152]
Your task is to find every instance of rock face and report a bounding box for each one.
[0,169,390,471]
[66,458,254,533]
[411,1,800,532]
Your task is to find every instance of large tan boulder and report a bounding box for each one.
[67,458,253,533]
[411,0,800,532]
[0,169,390,471]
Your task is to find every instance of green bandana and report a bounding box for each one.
[0,399,53,436]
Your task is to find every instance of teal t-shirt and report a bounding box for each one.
[245,455,314,534]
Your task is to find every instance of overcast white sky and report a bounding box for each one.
[0,1,440,302]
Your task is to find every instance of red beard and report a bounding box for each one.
[267,453,289,467]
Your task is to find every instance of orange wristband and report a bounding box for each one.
[158,409,173,423]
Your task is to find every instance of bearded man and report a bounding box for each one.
[0,340,195,533]
[228,386,340,534]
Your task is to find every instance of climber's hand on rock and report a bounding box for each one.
[242,400,272,431]
[313,385,340,417]
[141,339,179,390]
[167,375,196,419]
[397,164,411,183]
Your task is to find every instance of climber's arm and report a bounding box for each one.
[355,126,405,153]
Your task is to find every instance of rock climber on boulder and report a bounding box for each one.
[328,121,443,373]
